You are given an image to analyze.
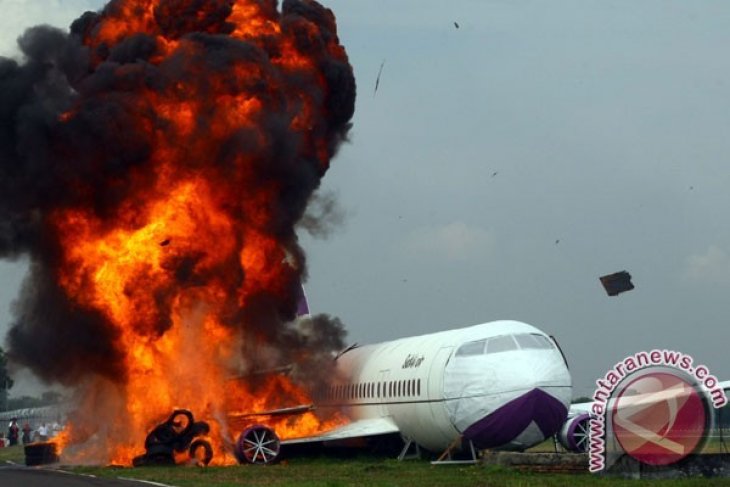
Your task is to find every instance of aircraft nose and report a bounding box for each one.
[461,387,568,449]
[443,348,571,449]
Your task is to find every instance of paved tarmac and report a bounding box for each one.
[0,466,166,487]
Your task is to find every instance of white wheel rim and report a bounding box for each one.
[243,428,280,464]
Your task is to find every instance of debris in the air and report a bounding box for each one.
[491,171,498,178]
[374,60,385,95]
[555,239,560,245]
[160,238,171,247]
[454,21,460,29]
[599,271,634,296]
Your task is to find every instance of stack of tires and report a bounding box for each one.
[24,442,60,466]
[132,409,213,467]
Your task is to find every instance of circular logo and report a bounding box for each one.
[611,371,708,466]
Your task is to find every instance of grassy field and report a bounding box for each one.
[6,444,730,486]
[0,444,24,464]
[66,457,730,487]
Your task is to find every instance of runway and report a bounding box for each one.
[0,466,167,487]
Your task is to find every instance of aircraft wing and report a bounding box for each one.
[569,401,592,414]
[281,417,400,444]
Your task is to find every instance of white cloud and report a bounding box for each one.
[401,221,493,261]
[685,245,730,284]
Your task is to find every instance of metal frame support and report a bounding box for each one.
[430,436,479,465]
[468,439,478,461]
[397,437,421,461]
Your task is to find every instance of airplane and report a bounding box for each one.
[557,379,730,457]
[233,318,573,464]
[0,289,575,466]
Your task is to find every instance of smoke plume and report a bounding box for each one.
[0,0,355,463]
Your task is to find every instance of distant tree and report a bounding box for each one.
[6,391,65,411]
[7,391,63,411]
[8,396,43,411]
[8,395,44,410]
[571,396,592,404]
[41,391,62,405]
[0,347,14,411]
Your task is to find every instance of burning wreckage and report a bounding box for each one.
[132,410,213,467]
[0,0,355,467]
[131,409,282,466]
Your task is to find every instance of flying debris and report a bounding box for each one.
[454,21,460,29]
[555,239,560,245]
[491,171,498,178]
[599,271,634,296]
[374,59,385,96]
[159,239,171,247]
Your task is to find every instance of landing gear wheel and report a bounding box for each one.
[235,425,281,465]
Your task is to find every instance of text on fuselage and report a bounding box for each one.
[402,354,425,369]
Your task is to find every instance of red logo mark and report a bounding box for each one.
[611,372,707,466]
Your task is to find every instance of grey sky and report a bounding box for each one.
[1,0,730,399]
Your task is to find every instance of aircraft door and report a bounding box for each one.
[426,347,459,447]
[427,347,453,400]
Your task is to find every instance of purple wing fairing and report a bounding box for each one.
[462,388,568,449]
[295,285,310,317]
[564,413,591,452]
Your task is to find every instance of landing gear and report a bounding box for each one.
[235,425,281,464]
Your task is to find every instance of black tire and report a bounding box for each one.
[189,439,213,466]
[132,455,147,467]
[146,424,176,446]
[235,426,281,465]
[172,421,210,453]
[146,453,176,466]
[168,409,194,438]
[145,444,175,457]
[24,442,59,466]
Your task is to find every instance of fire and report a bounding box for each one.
[1,0,355,466]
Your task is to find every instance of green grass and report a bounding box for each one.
[0,444,24,464]
[65,455,730,487]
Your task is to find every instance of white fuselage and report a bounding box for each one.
[318,320,572,452]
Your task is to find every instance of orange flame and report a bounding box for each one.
[42,0,353,465]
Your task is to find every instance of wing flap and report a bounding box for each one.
[282,417,399,444]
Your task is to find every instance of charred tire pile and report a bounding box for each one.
[24,442,60,466]
[132,409,213,467]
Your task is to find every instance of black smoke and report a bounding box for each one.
[0,0,355,387]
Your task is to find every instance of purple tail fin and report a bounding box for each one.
[296,285,310,317]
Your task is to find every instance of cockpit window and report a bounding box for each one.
[455,333,554,357]
[485,335,518,354]
[514,333,554,350]
[455,339,486,356]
